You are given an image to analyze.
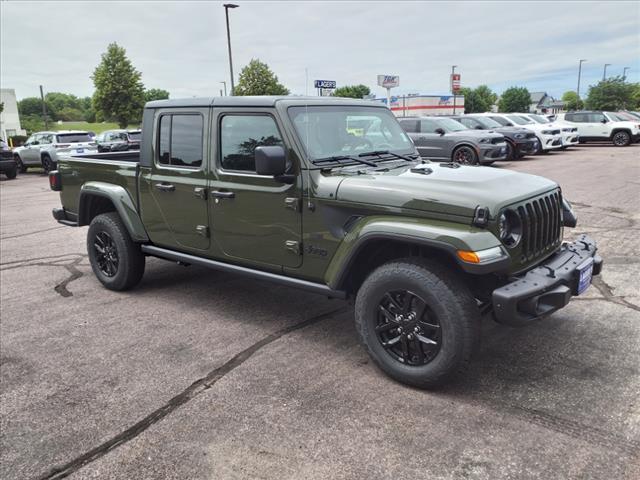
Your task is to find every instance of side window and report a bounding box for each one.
[156,114,203,168]
[40,134,52,144]
[564,113,575,122]
[589,113,605,123]
[26,135,36,145]
[399,119,418,133]
[220,115,283,172]
[458,118,475,129]
[571,113,587,122]
[420,119,438,133]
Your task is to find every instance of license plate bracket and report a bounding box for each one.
[576,258,594,295]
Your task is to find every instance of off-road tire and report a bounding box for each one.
[41,154,54,173]
[612,131,631,147]
[87,212,145,291]
[451,145,478,165]
[355,258,480,388]
[14,155,27,173]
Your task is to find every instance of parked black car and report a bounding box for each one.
[449,115,538,160]
[95,130,141,152]
[0,139,18,179]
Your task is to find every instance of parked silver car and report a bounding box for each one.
[12,130,97,173]
[398,116,508,165]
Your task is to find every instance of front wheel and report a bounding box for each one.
[452,146,478,165]
[355,259,480,388]
[4,166,18,179]
[14,155,27,173]
[87,212,145,291]
[612,131,631,147]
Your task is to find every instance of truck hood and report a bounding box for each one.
[445,130,504,141]
[332,162,558,218]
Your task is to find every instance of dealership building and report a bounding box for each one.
[0,89,26,141]
[375,94,465,116]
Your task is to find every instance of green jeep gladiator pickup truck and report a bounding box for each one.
[50,96,602,388]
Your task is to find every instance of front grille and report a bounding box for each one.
[491,137,504,144]
[550,129,560,135]
[0,151,13,160]
[516,191,563,262]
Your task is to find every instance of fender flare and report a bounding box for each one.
[610,128,632,138]
[325,216,508,289]
[78,182,149,242]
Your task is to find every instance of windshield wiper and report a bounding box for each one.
[312,155,377,168]
[357,150,416,162]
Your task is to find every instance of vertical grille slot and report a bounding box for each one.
[515,191,562,262]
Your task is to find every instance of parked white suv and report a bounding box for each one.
[477,113,563,154]
[557,111,640,146]
[13,131,97,173]
[516,113,579,149]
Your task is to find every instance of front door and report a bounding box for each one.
[22,134,41,164]
[209,110,302,269]
[414,119,448,159]
[141,110,210,251]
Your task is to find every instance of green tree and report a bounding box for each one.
[585,77,638,110]
[56,107,85,121]
[234,59,289,96]
[561,91,584,111]
[474,85,498,108]
[92,42,145,128]
[459,85,497,113]
[18,97,45,117]
[333,84,371,99]
[144,88,170,103]
[498,87,531,113]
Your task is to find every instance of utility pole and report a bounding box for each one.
[623,67,630,81]
[39,85,49,129]
[451,65,457,115]
[577,59,587,101]
[223,4,239,95]
[221,81,227,96]
[603,63,611,81]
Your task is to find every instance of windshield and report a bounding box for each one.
[288,106,414,160]
[433,117,467,132]
[528,114,550,124]
[472,116,502,128]
[605,112,627,122]
[506,115,532,125]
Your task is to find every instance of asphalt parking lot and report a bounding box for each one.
[1,144,639,480]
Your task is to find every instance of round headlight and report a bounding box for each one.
[498,209,522,248]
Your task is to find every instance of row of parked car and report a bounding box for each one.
[1,129,141,176]
[397,110,640,165]
[1,109,639,179]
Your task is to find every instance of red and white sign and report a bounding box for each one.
[451,73,461,93]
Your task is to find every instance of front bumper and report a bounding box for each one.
[0,159,17,172]
[479,143,508,163]
[492,234,602,326]
[515,138,538,155]
[561,132,579,146]
[539,134,563,151]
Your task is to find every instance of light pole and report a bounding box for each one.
[223,4,239,95]
[577,59,587,101]
[623,67,630,81]
[451,65,457,114]
[603,63,611,81]
[220,81,227,96]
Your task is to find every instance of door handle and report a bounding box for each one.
[155,183,175,192]
[211,190,235,199]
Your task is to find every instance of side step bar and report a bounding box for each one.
[141,245,348,299]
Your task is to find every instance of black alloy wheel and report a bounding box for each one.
[376,290,441,366]
[612,131,630,147]
[93,231,119,277]
[452,146,478,165]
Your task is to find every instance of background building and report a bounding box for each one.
[529,92,566,114]
[376,94,465,116]
[0,88,26,141]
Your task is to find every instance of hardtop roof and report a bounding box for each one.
[144,96,385,109]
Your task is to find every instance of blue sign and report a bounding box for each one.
[314,80,336,89]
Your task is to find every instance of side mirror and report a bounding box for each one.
[600,118,608,123]
[255,145,287,176]
[475,125,483,130]
[31,141,40,145]
[435,128,446,136]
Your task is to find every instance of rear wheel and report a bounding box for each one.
[87,212,145,291]
[355,258,480,388]
[612,131,631,147]
[452,146,478,165]
[14,155,27,173]
[41,154,54,173]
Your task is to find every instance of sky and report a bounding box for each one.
[1,0,639,101]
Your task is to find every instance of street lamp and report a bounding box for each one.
[623,67,631,81]
[603,63,611,81]
[223,4,239,95]
[577,59,587,100]
[220,81,227,96]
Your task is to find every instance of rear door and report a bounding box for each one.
[209,109,302,269]
[139,109,210,251]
